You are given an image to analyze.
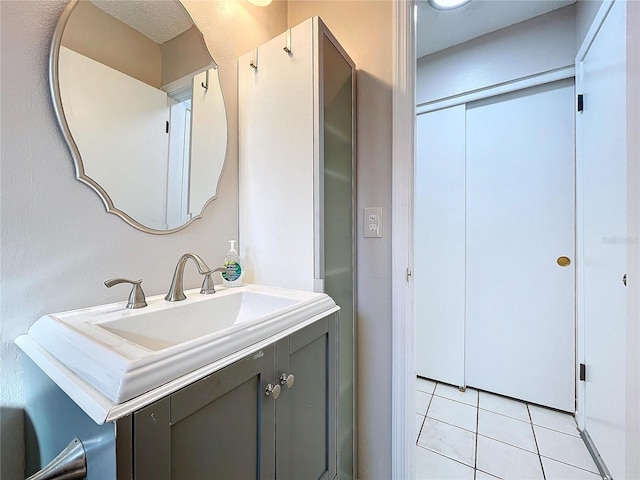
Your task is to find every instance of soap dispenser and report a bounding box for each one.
[222,240,244,287]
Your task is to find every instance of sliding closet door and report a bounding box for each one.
[465,80,575,411]
[415,105,466,386]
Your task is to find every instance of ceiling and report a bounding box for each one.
[90,0,193,44]
[417,0,576,58]
[92,0,575,55]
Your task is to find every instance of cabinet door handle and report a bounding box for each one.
[279,373,295,389]
[265,383,281,400]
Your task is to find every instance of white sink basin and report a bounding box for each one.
[99,290,301,351]
[17,284,337,409]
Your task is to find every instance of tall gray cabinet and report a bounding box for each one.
[239,16,356,479]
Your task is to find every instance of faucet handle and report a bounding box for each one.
[200,267,227,295]
[105,278,147,309]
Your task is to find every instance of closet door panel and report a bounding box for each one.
[465,80,575,411]
[415,105,466,386]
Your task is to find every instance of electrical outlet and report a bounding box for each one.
[364,207,383,238]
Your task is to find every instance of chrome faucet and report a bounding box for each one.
[201,267,227,295]
[104,278,147,309]
[165,253,213,302]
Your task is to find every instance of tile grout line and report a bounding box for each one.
[531,421,582,438]
[420,382,479,474]
[528,403,546,480]
[475,432,539,456]
[529,412,599,474]
[477,406,532,424]
[417,444,479,473]
[418,377,595,479]
[538,454,602,476]
[432,393,479,409]
[416,386,435,444]
[474,387,479,480]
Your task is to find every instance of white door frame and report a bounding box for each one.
[391,1,415,478]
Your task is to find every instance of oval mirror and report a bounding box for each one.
[50,0,228,233]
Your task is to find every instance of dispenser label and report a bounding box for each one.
[223,261,242,281]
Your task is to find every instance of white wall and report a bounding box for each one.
[0,1,287,478]
[417,4,576,105]
[576,0,604,49]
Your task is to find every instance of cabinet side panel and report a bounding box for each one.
[116,416,133,480]
[133,398,171,480]
[23,357,117,480]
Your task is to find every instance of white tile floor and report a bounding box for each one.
[416,377,602,480]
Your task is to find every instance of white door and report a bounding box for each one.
[415,105,466,386]
[576,1,627,476]
[465,80,575,411]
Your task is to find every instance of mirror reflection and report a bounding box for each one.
[55,0,228,232]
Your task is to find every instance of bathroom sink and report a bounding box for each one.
[99,290,301,351]
[17,284,337,408]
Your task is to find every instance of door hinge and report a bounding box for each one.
[579,363,586,381]
[577,94,584,112]
[406,268,412,282]
[165,121,169,133]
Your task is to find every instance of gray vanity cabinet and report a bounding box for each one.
[129,346,276,480]
[120,313,337,480]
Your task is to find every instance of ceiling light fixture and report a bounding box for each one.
[248,0,272,6]
[428,0,473,10]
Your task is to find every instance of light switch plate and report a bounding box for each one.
[364,207,383,238]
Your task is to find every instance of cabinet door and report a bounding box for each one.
[238,18,316,291]
[132,346,276,480]
[276,314,337,480]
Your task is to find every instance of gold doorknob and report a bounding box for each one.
[557,256,571,267]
